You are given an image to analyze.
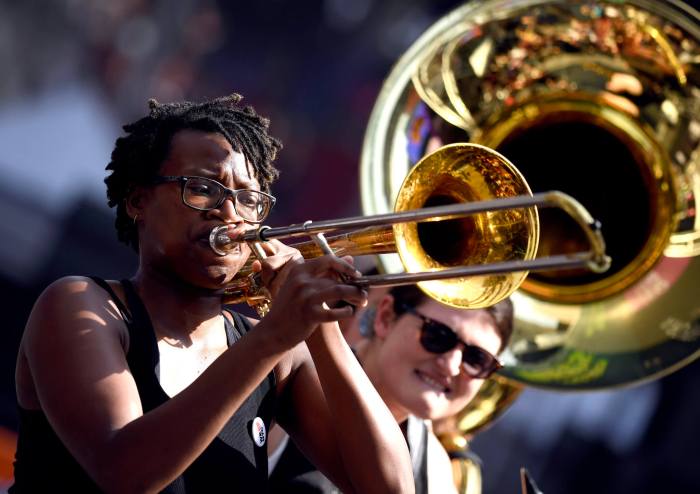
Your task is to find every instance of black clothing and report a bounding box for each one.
[11,407,102,492]
[268,416,429,494]
[10,277,276,493]
[268,436,340,493]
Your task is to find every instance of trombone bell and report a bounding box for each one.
[393,143,538,308]
[213,143,608,311]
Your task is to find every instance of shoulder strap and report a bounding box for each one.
[88,276,132,324]
[406,415,429,494]
[119,279,151,329]
[222,308,252,344]
[223,309,277,392]
[119,278,159,360]
[117,279,167,410]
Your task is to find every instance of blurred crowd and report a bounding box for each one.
[1,1,699,493]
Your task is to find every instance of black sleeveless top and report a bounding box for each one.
[268,416,429,494]
[10,277,277,493]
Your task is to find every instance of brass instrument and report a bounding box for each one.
[359,0,700,490]
[212,143,609,315]
[433,374,523,493]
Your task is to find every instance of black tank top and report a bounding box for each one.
[10,277,277,493]
[268,416,429,494]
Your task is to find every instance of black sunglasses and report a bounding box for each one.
[400,304,503,379]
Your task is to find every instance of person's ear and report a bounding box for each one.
[125,187,148,221]
[373,295,397,340]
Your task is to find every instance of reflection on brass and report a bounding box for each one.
[513,350,609,385]
[223,143,539,310]
[436,375,525,447]
[361,3,700,490]
[434,375,523,493]
[219,142,608,313]
[361,0,700,392]
[660,316,700,342]
[393,144,538,308]
[451,455,483,494]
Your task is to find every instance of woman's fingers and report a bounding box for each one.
[259,239,304,259]
[307,303,356,322]
[252,246,369,325]
[261,257,302,290]
[256,253,371,346]
[254,247,360,292]
[301,255,362,281]
[250,241,303,288]
[305,283,368,312]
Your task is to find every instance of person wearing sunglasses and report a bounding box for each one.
[10,94,414,494]
[358,285,511,422]
[269,283,513,493]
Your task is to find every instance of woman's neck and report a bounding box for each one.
[130,266,225,342]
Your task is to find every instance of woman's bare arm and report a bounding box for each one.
[21,276,289,493]
[276,324,415,494]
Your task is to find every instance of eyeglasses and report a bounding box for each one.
[400,304,503,379]
[152,175,276,223]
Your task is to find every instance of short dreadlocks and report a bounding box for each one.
[105,93,282,251]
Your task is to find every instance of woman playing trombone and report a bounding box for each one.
[10,94,414,494]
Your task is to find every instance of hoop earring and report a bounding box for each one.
[133,214,139,225]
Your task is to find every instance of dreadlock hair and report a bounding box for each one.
[388,285,514,354]
[105,93,282,251]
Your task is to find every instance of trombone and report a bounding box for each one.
[210,144,610,315]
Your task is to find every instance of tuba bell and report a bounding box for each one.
[360,0,700,487]
[362,0,700,395]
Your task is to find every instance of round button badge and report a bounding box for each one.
[251,417,266,447]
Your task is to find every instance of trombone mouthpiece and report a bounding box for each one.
[209,225,234,256]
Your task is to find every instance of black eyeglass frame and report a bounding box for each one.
[151,175,276,224]
[399,304,503,379]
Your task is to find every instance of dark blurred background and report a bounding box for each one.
[0,1,699,493]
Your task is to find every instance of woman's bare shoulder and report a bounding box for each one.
[22,275,130,354]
